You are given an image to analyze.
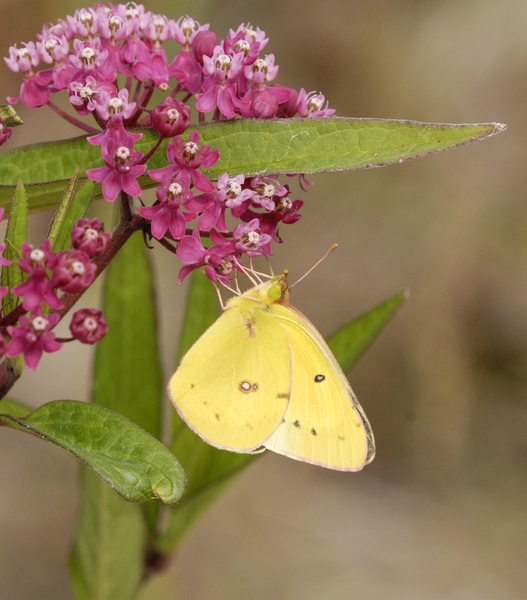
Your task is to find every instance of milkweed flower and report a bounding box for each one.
[6,307,62,370]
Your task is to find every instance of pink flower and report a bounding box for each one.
[70,308,108,344]
[196,46,247,118]
[176,229,237,284]
[52,250,96,294]
[249,176,288,211]
[233,218,272,256]
[86,137,147,202]
[71,218,112,257]
[148,130,220,193]
[169,49,202,93]
[69,75,116,115]
[133,50,171,91]
[95,88,136,124]
[6,307,62,371]
[138,180,195,240]
[297,89,336,117]
[12,240,62,311]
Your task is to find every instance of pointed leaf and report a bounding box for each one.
[0,118,506,210]
[47,170,80,248]
[0,400,185,504]
[50,178,96,253]
[91,231,163,438]
[1,179,27,313]
[0,397,32,418]
[327,291,407,371]
[70,469,146,600]
[70,230,174,599]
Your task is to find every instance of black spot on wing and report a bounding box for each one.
[293,420,301,429]
[311,428,317,436]
[314,374,325,383]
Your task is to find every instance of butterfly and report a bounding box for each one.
[168,270,375,471]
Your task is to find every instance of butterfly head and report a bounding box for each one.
[263,270,290,305]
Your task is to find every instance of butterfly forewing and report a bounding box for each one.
[263,304,374,471]
[169,298,291,452]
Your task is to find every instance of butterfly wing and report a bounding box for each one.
[263,304,375,471]
[169,298,291,452]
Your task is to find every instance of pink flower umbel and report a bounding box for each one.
[86,136,147,201]
[70,309,108,344]
[6,308,62,370]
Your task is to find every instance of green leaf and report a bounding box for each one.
[92,231,163,438]
[155,272,253,554]
[50,178,96,253]
[0,118,506,210]
[327,291,407,372]
[0,400,185,503]
[70,230,176,599]
[70,469,146,600]
[47,169,79,249]
[0,397,32,418]
[1,179,28,313]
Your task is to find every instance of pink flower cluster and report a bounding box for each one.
[4,3,336,286]
[0,216,110,370]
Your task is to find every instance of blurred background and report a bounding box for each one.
[0,0,526,598]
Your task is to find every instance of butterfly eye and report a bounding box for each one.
[267,285,282,300]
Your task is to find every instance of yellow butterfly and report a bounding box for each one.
[168,270,375,471]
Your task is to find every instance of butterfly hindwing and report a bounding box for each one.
[169,297,291,452]
[263,304,375,471]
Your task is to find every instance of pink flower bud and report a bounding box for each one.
[150,97,191,138]
[70,309,108,344]
[192,30,220,65]
[250,90,278,119]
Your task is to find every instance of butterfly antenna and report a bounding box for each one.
[290,244,338,288]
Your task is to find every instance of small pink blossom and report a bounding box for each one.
[233,218,272,256]
[176,229,238,285]
[148,130,220,193]
[297,89,336,118]
[6,307,62,371]
[71,218,112,257]
[86,137,147,202]
[52,250,96,294]
[70,308,108,344]
[138,180,195,240]
[12,240,62,311]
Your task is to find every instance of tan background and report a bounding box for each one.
[1,0,526,598]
